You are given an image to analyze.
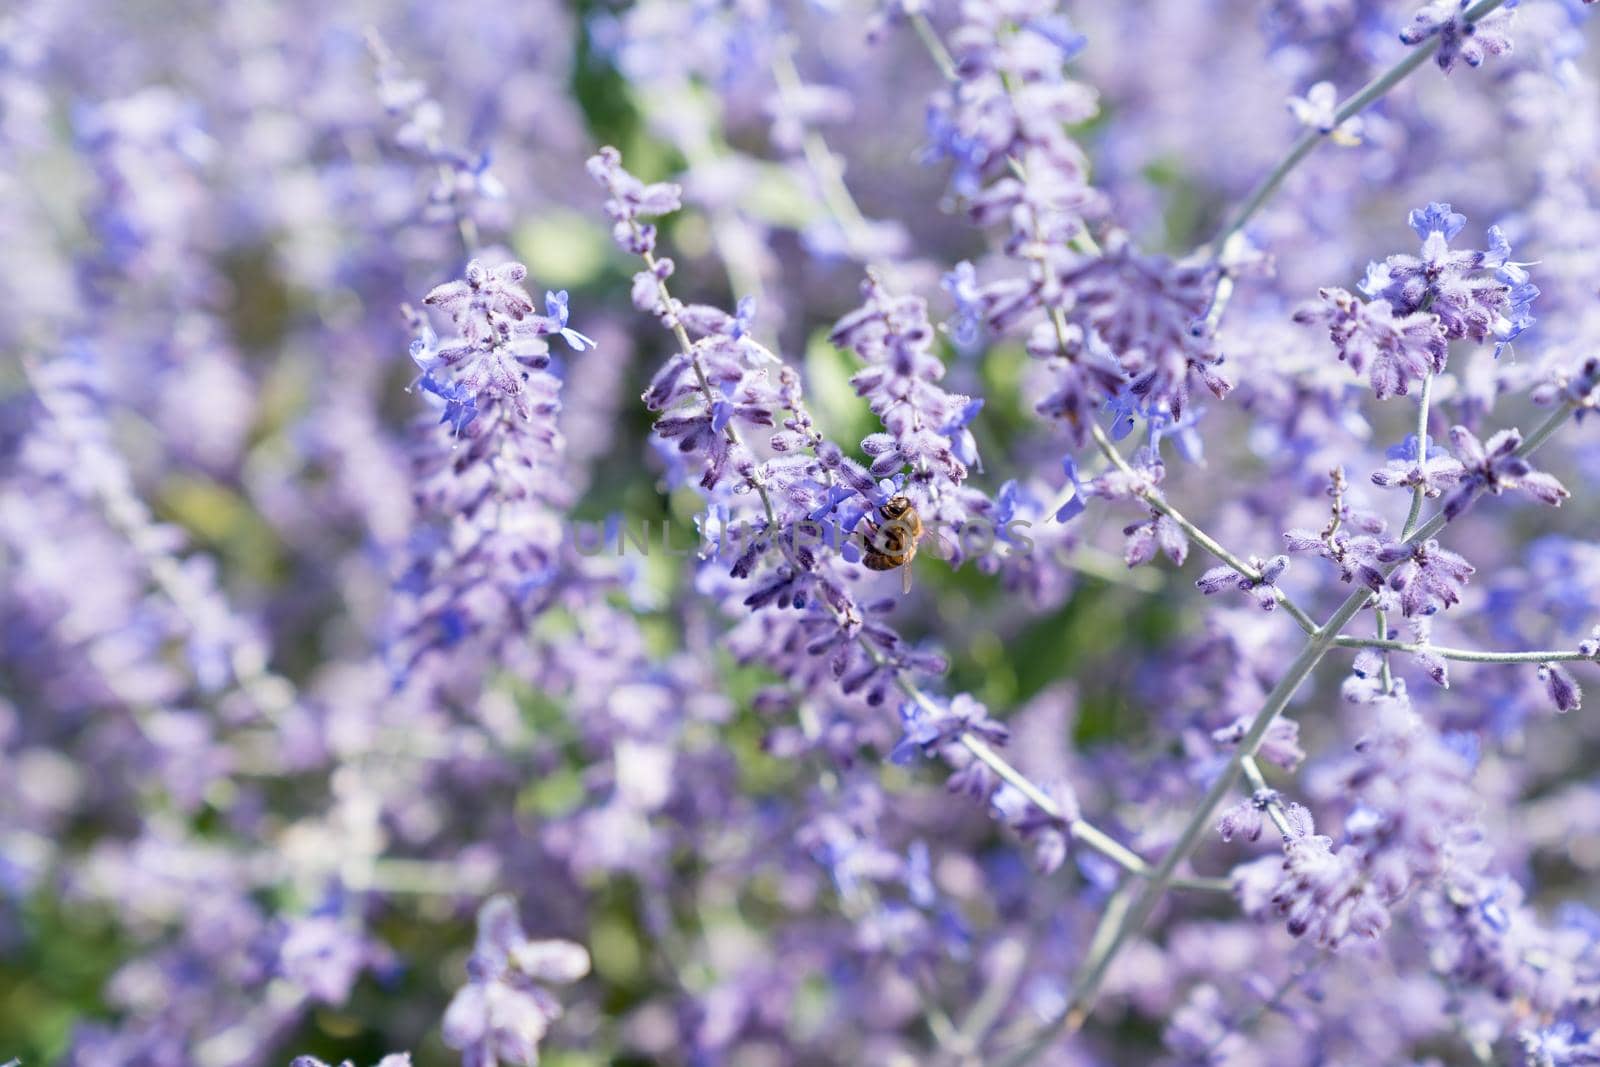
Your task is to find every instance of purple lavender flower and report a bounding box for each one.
[1121,509,1190,568]
[1196,555,1290,611]
[587,144,682,256]
[1532,355,1600,418]
[1287,80,1363,143]
[1218,789,1285,843]
[1521,1021,1600,1066]
[925,0,1102,214]
[1213,715,1306,769]
[391,259,583,685]
[1400,0,1518,72]
[1294,286,1447,399]
[831,276,994,560]
[1270,825,1393,947]
[1359,202,1538,351]
[16,4,1600,1062]
[1442,424,1569,520]
[1374,538,1475,616]
[1539,662,1583,713]
[890,695,1010,764]
[279,914,370,1005]
[1370,433,1464,498]
[990,780,1079,874]
[1232,797,1394,949]
[1031,325,1130,449]
[1283,498,1391,589]
[941,261,985,346]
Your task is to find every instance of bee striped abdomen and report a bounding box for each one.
[862,495,922,571]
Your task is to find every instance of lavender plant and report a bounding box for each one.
[6,1,1600,1065]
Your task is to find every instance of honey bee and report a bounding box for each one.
[862,494,923,593]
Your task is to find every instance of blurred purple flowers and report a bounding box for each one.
[443,897,590,1067]
[6,2,1600,1067]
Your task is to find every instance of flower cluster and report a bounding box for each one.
[7,2,1600,1066]
[930,5,1229,453]
[1234,687,1484,950]
[1401,0,1519,73]
[831,276,994,560]
[1296,201,1540,397]
[390,259,588,685]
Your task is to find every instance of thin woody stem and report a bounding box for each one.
[909,11,958,81]
[1240,754,1295,840]
[1403,373,1435,539]
[1336,636,1598,665]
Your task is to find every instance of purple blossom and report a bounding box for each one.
[390,260,577,685]
[1374,538,1475,616]
[1287,80,1363,142]
[1122,509,1190,568]
[990,780,1079,874]
[1539,662,1583,713]
[831,276,993,558]
[941,261,985,346]
[1442,424,1569,520]
[1218,788,1285,843]
[1196,555,1290,611]
[1270,825,1393,947]
[279,914,370,1005]
[1283,503,1390,589]
[1400,0,1518,72]
[368,34,506,239]
[587,145,683,255]
[890,695,1010,764]
[1213,715,1306,770]
[1370,433,1464,497]
[1358,202,1538,351]
[541,290,597,352]
[13,6,1600,1065]
[1521,1021,1600,1066]
[1294,286,1447,399]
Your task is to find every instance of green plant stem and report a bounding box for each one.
[1335,636,1596,664]
[1403,373,1434,538]
[1374,608,1395,690]
[910,11,958,81]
